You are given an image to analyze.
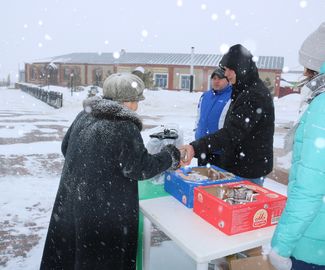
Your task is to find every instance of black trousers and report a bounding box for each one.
[291,257,325,270]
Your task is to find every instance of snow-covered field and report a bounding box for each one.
[0,85,300,269]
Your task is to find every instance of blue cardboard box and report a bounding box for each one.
[164,165,242,208]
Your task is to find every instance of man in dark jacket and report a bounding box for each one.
[181,44,274,185]
[40,73,180,270]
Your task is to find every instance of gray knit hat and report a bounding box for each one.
[299,22,325,72]
[210,67,226,79]
[103,73,145,102]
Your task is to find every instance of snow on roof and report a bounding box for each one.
[33,52,284,70]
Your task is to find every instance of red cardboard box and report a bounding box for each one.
[193,181,287,235]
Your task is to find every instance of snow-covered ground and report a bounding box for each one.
[0,86,300,269]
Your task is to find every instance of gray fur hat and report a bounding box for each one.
[299,22,325,72]
[103,73,145,102]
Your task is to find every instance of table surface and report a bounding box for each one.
[140,196,276,263]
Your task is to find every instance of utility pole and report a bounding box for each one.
[70,73,74,96]
[189,46,194,92]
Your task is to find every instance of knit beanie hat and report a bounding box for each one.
[103,73,145,102]
[210,67,226,79]
[299,22,325,72]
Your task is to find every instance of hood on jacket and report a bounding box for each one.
[219,44,259,93]
[82,96,142,130]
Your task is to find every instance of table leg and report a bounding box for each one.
[142,216,152,270]
[196,262,209,270]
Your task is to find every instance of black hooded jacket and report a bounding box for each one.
[191,44,274,178]
[40,97,180,270]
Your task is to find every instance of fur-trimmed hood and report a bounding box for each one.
[82,96,142,130]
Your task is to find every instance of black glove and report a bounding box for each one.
[162,144,181,170]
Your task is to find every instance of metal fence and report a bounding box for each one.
[16,83,63,108]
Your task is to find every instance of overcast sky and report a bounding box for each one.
[0,0,324,81]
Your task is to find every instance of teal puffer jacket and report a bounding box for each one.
[271,89,325,265]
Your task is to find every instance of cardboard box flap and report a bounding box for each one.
[230,255,276,270]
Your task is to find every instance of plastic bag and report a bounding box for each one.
[146,124,183,184]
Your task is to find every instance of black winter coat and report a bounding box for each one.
[191,44,274,178]
[40,97,179,270]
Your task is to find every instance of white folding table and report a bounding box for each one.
[140,180,286,270]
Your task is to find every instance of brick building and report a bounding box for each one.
[25,52,284,95]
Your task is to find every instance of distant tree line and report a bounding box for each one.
[0,74,10,87]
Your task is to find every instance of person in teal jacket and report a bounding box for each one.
[270,22,325,270]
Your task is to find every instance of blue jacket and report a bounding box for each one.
[195,84,232,140]
[271,75,325,265]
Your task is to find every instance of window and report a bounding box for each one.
[63,67,80,81]
[93,68,103,86]
[30,67,37,80]
[154,73,168,88]
[180,74,194,90]
[64,68,71,81]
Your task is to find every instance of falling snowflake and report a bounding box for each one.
[211,13,218,21]
[85,106,92,113]
[282,66,290,73]
[113,52,120,59]
[225,9,231,16]
[245,118,250,123]
[176,0,183,7]
[131,82,138,88]
[314,138,325,149]
[44,34,52,41]
[252,56,259,62]
[23,24,28,28]
[141,30,148,38]
[206,163,211,168]
[230,14,236,20]
[104,40,109,45]
[38,42,43,48]
[239,152,245,157]
[201,4,207,10]
[38,20,43,26]
[299,0,308,8]
[201,153,206,159]
[219,44,229,54]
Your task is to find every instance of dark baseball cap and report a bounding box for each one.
[210,67,226,79]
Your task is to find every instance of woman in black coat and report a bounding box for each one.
[40,73,180,270]
[182,44,274,183]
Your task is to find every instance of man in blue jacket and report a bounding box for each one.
[180,45,274,186]
[195,67,232,166]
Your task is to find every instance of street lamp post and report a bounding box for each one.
[47,74,50,90]
[189,46,194,92]
[70,73,74,96]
